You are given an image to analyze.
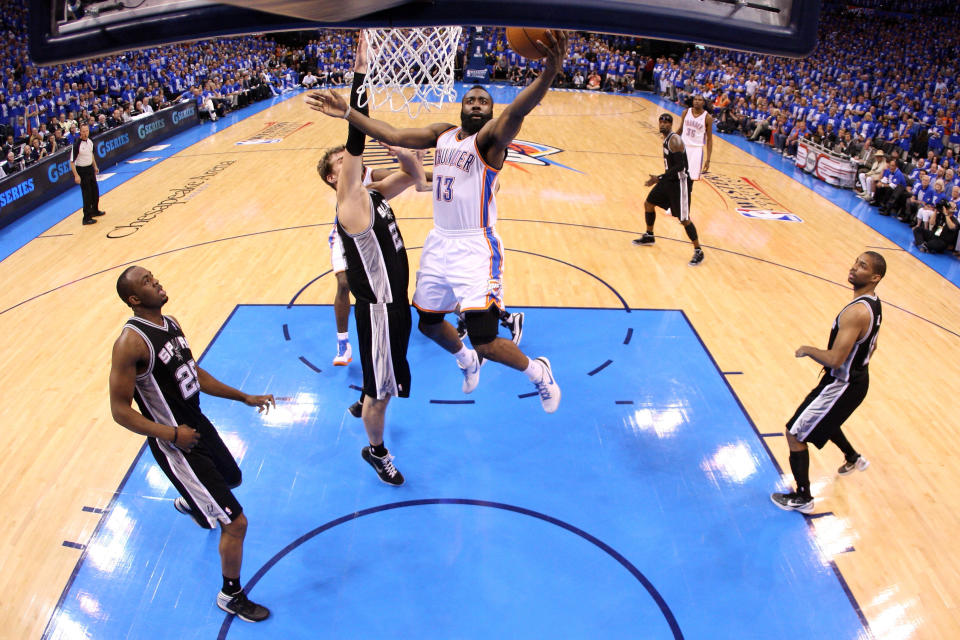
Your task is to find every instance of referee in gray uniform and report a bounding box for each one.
[70,124,105,225]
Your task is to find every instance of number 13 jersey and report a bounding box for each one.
[432,127,500,231]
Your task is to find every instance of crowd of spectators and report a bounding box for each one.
[652,4,960,255]
[0,0,324,179]
[457,29,654,92]
[5,2,960,254]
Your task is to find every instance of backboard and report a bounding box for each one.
[30,0,820,64]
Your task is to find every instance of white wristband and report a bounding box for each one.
[342,105,352,120]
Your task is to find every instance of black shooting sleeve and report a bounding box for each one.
[345,72,368,156]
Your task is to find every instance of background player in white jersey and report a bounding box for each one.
[109,266,275,622]
[306,31,567,413]
[771,252,885,513]
[678,94,713,181]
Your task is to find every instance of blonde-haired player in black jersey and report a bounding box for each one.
[771,252,886,513]
[310,34,427,486]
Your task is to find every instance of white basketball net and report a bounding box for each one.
[361,26,463,118]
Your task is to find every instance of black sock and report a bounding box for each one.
[789,449,811,499]
[644,209,656,229]
[831,430,859,463]
[222,576,242,596]
[371,442,388,457]
[683,221,699,243]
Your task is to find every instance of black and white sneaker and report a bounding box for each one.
[501,312,524,346]
[770,491,814,514]
[217,589,270,622]
[838,455,869,476]
[361,446,404,486]
[632,232,655,246]
[688,248,705,266]
[347,400,363,418]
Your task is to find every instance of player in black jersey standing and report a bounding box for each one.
[109,265,275,622]
[308,35,425,486]
[771,252,886,513]
[633,113,705,266]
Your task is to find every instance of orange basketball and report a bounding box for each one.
[506,27,553,60]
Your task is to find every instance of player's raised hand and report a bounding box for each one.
[355,30,369,74]
[305,89,349,118]
[536,30,569,73]
[244,394,276,414]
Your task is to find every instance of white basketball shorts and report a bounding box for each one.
[412,227,505,314]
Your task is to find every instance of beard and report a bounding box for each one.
[460,110,492,135]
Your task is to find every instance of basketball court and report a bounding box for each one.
[3,2,959,638]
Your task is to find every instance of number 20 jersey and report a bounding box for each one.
[124,315,205,429]
[432,126,499,231]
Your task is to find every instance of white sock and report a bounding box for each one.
[523,357,543,382]
[454,345,472,366]
[337,332,349,342]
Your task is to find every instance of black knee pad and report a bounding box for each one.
[416,308,446,332]
[464,306,499,346]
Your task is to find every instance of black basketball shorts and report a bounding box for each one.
[646,175,692,221]
[148,414,243,529]
[787,374,869,449]
[355,300,412,400]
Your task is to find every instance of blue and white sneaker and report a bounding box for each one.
[333,339,352,366]
[532,357,560,413]
[459,349,481,393]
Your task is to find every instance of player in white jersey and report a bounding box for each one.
[677,94,714,181]
[306,31,568,413]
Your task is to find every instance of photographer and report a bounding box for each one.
[914,200,958,254]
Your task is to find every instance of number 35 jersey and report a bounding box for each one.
[124,315,204,428]
[432,126,500,231]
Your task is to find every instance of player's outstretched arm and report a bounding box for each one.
[372,144,430,198]
[196,366,275,413]
[305,89,449,149]
[480,30,568,161]
[109,329,200,449]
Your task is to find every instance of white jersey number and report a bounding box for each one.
[175,361,200,399]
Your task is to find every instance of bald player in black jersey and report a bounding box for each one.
[633,113,705,266]
[109,266,275,622]
[771,252,886,513]
[308,34,425,486]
